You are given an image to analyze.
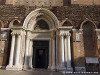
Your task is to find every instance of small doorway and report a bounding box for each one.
[32,40,49,69]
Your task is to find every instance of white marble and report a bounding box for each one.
[60,32,66,70]
[24,38,30,69]
[15,35,21,66]
[51,34,56,70]
[29,40,33,69]
[64,36,68,67]
[6,34,15,68]
[67,33,72,68]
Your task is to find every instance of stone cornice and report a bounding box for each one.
[1,28,10,31]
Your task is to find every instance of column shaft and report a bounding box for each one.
[15,35,21,66]
[67,34,71,68]
[8,34,15,66]
[60,34,66,69]
[29,40,33,68]
[24,37,30,69]
[51,35,56,69]
[65,36,68,67]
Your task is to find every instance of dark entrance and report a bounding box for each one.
[32,40,49,69]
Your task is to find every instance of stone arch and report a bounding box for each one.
[9,19,21,28]
[62,19,73,26]
[23,8,59,31]
[81,20,97,56]
[80,20,96,29]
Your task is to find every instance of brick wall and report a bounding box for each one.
[71,0,100,5]
[0,5,100,69]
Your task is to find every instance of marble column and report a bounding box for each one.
[60,33,66,70]
[7,34,15,67]
[15,34,21,66]
[64,36,68,67]
[24,32,31,69]
[51,33,56,70]
[67,33,72,68]
[29,39,33,69]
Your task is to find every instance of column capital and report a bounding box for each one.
[51,31,56,39]
[66,32,71,37]
[11,32,16,36]
[11,30,24,35]
[60,31,66,36]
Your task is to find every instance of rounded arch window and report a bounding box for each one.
[34,19,49,30]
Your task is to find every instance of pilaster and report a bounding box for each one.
[24,30,32,70]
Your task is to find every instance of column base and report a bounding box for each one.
[59,64,66,71]
[66,67,73,72]
[59,67,73,74]
[6,65,22,70]
[51,65,56,71]
[75,67,86,72]
[23,65,32,70]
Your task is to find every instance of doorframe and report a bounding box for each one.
[32,38,51,69]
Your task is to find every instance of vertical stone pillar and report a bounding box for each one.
[67,33,71,68]
[15,34,21,66]
[24,31,31,70]
[60,33,66,70]
[64,36,68,67]
[51,32,56,70]
[29,39,33,69]
[7,33,15,67]
[66,32,73,72]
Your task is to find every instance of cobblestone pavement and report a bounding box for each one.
[0,70,99,75]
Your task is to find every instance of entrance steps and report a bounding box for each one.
[0,69,99,75]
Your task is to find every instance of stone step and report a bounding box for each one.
[0,69,99,75]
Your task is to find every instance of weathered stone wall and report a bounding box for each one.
[0,5,100,28]
[71,0,100,5]
[5,0,63,6]
[5,0,100,6]
[0,5,100,70]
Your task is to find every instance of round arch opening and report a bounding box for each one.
[82,21,97,57]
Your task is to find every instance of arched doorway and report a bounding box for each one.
[23,8,59,70]
[32,19,50,69]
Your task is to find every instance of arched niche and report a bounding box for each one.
[81,20,97,56]
[9,19,21,28]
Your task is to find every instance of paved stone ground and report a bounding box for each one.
[0,70,99,75]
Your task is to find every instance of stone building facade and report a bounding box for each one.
[0,0,100,72]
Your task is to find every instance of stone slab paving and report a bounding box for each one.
[0,70,99,75]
